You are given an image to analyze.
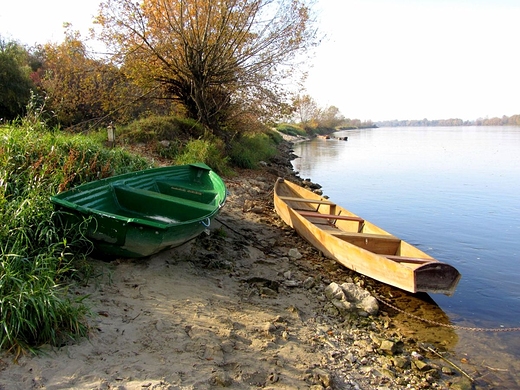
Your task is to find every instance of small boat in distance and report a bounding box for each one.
[51,163,227,258]
[274,178,460,295]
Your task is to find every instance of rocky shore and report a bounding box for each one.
[0,136,474,389]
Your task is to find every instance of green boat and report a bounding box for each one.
[50,163,227,258]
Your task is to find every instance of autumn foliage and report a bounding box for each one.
[95,0,317,139]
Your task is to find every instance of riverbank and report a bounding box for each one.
[0,137,470,389]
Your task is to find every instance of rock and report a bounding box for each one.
[313,368,332,387]
[242,199,254,212]
[259,287,278,297]
[155,319,167,332]
[264,322,277,335]
[210,370,233,387]
[331,299,354,313]
[411,351,424,360]
[392,356,410,369]
[441,366,455,375]
[450,377,474,390]
[159,140,170,147]
[288,248,302,259]
[324,282,345,300]
[324,282,379,316]
[303,276,315,289]
[345,352,357,363]
[379,339,398,355]
[283,280,300,287]
[412,359,431,372]
[380,367,396,379]
[250,206,264,214]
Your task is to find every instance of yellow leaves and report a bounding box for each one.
[93,0,317,133]
[40,36,131,127]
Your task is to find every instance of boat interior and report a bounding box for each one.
[112,185,216,221]
[59,180,219,224]
[277,182,435,265]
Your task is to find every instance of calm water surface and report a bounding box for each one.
[292,126,520,384]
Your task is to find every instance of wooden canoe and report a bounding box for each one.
[273,178,460,295]
[51,163,227,258]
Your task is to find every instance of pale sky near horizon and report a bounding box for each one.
[1,0,519,122]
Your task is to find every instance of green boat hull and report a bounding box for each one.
[51,163,227,258]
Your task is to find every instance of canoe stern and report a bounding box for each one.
[414,263,461,296]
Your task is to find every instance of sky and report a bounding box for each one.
[1,0,519,122]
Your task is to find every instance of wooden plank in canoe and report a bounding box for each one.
[385,255,434,264]
[297,210,364,222]
[278,196,335,205]
[330,231,401,255]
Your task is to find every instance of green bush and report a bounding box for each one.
[176,138,231,175]
[117,115,205,143]
[275,123,306,137]
[229,132,277,169]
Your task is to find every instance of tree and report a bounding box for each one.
[317,105,344,129]
[39,28,165,128]
[96,0,317,140]
[292,94,319,129]
[0,38,35,120]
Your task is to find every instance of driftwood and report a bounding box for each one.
[422,346,474,383]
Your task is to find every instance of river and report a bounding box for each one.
[291,126,520,388]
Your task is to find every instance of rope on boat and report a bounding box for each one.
[375,295,520,332]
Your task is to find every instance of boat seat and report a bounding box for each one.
[330,231,401,255]
[278,196,335,205]
[155,181,217,203]
[297,210,364,222]
[113,185,216,213]
[385,255,434,264]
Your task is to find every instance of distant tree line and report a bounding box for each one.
[376,115,520,127]
[287,94,375,133]
[290,94,345,132]
[338,119,377,129]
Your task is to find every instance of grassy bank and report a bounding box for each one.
[0,115,282,354]
[0,120,153,355]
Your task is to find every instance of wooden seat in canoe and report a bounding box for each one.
[278,196,335,205]
[329,231,401,255]
[385,255,435,264]
[297,210,364,223]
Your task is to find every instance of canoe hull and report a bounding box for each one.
[51,163,227,258]
[274,178,460,295]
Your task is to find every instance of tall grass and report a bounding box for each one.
[0,121,151,355]
[229,131,279,169]
[175,138,231,175]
